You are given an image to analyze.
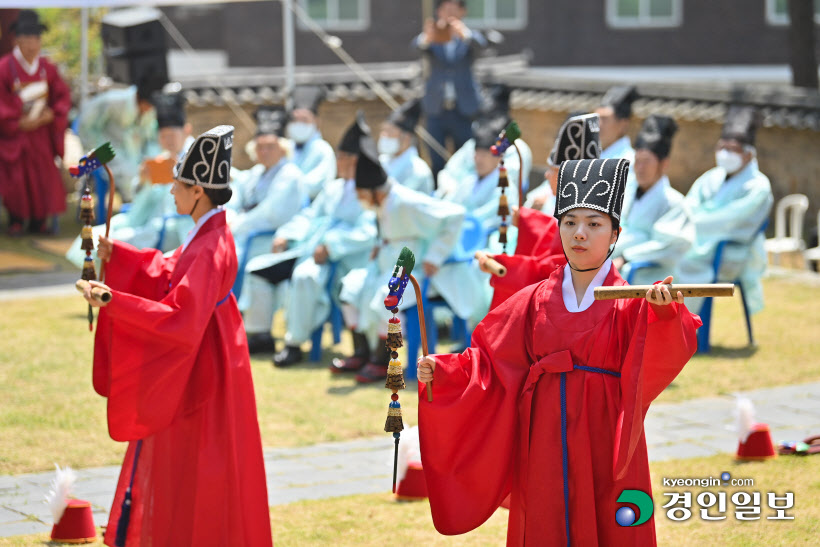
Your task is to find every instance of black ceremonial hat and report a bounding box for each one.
[153,90,186,129]
[355,136,388,189]
[291,85,326,114]
[600,85,639,120]
[472,116,505,150]
[721,105,760,147]
[548,113,601,166]
[174,125,234,189]
[634,115,678,160]
[339,111,370,154]
[387,99,422,134]
[11,10,47,36]
[554,158,630,222]
[255,106,287,137]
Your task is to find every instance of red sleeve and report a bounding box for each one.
[106,240,174,299]
[515,207,558,256]
[93,242,224,441]
[45,60,70,157]
[0,58,22,139]
[612,299,701,480]
[418,283,539,535]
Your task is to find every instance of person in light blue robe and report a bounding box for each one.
[285,85,337,200]
[66,89,194,268]
[595,85,639,163]
[378,98,434,195]
[431,118,520,324]
[227,106,304,299]
[673,106,774,316]
[336,136,465,383]
[240,114,377,363]
[75,82,163,202]
[613,115,686,285]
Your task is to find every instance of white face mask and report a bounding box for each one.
[286,122,315,144]
[715,149,744,175]
[378,136,401,157]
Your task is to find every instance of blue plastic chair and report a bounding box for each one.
[623,221,767,353]
[697,220,768,353]
[155,213,187,251]
[403,214,487,379]
[233,229,277,299]
[308,261,344,362]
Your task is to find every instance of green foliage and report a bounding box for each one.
[36,7,107,85]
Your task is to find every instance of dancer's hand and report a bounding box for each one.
[417,356,436,383]
[646,275,684,305]
[97,236,113,262]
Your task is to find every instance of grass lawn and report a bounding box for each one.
[0,276,819,474]
[2,453,817,545]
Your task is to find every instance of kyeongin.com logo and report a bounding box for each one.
[615,489,654,527]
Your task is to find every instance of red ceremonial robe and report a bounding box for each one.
[0,52,70,220]
[489,207,565,310]
[419,265,701,546]
[93,211,272,547]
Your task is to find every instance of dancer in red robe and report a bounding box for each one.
[482,113,601,310]
[0,10,70,235]
[418,158,701,546]
[81,126,272,547]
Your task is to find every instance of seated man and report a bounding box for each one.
[76,78,164,202]
[595,84,639,162]
[285,85,337,200]
[227,106,304,288]
[432,115,518,324]
[66,87,194,268]
[378,98,434,194]
[241,113,377,360]
[334,136,465,383]
[675,105,774,315]
[437,84,531,194]
[612,115,688,285]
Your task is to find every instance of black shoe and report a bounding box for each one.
[273,345,303,367]
[329,331,370,373]
[247,333,276,354]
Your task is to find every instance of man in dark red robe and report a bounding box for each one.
[0,9,70,235]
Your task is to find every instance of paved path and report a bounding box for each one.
[2,381,818,538]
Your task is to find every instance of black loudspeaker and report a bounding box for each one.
[105,52,168,89]
[102,7,168,86]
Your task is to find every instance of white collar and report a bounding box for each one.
[13,46,39,76]
[562,259,612,313]
[182,207,222,252]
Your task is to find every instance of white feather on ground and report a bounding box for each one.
[735,397,756,443]
[44,464,76,524]
[396,425,421,482]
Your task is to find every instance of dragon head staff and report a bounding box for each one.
[384,247,416,310]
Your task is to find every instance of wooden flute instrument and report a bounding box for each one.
[474,251,507,277]
[75,279,113,303]
[594,284,735,300]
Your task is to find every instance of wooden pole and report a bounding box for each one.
[594,284,735,301]
[408,274,432,402]
[475,251,507,277]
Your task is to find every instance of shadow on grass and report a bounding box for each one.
[701,344,759,359]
